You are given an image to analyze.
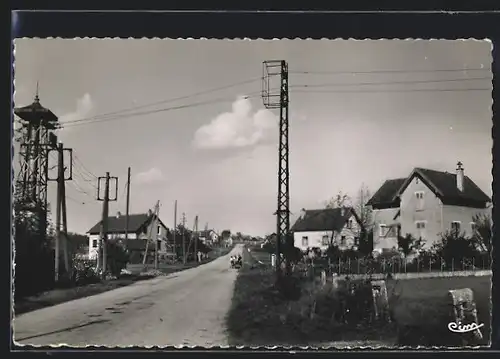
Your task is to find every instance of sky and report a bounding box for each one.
[13,39,493,236]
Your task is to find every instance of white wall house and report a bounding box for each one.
[367,162,491,252]
[292,207,364,252]
[86,211,170,260]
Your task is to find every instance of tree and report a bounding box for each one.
[358,228,374,256]
[397,233,424,257]
[472,213,492,253]
[325,191,352,209]
[354,183,373,231]
[433,230,480,269]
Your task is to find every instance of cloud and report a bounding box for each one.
[59,93,94,124]
[192,97,278,149]
[135,167,165,185]
[55,93,94,142]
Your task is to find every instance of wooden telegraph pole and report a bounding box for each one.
[51,142,73,282]
[97,172,118,275]
[124,167,131,242]
[181,212,186,264]
[173,200,177,259]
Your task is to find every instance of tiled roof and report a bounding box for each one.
[291,207,356,232]
[87,213,166,235]
[409,168,491,207]
[366,178,406,208]
[368,167,491,209]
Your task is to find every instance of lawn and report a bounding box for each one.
[226,246,492,347]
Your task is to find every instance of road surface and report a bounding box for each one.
[14,245,243,347]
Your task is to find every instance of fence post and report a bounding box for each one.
[452,258,455,273]
[472,257,475,272]
[339,258,342,274]
[348,258,351,274]
[440,257,443,272]
[357,258,360,274]
[382,258,386,274]
[404,257,407,273]
[429,257,432,272]
[417,257,420,273]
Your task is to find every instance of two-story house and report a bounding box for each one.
[86,210,170,261]
[367,162,491,252]
[292,207,365,251]
[197,229,219,245]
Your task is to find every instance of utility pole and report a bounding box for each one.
[97,172,118,275]
[155,202,161,269]
[181,212,186,264]
[262,60,290,279]
[173,200,177,258]
[49,142,73,282]
[142,200,160,267]
[194,216,198,261]
[124,167,131,242]
[54,143,63,282]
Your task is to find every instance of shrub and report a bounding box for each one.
[106,240,130,277]
[397,233,424,257]
[72,258,100,286]
[432,231,480,270]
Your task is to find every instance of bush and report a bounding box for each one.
[106,240,130,277]
[72,258,100,286]
[432,231,481,270]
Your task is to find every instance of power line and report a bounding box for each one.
[290,76,491,89]
[290,67,490,76]
[61,77,262,125]
[291,87,491,94]
[61,93,262,128]
[72,153,98,179]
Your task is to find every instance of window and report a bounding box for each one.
[157,240,162,250]
[379,224,388,237]
[301,236,309,247]
[346,219,353,229]
[321,235,330,246]
[415,191,424,210]
[157,225,161,236]
[471,222,477,233]
[340,236,347,246]
[354,236,359,246]
[92,239,98,248]
[451,221,461,235]
[416,221,426,229]
[416,221,426,240]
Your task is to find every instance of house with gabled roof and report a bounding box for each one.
[291,207,365,251]
[367,161,491,252]
[86,210,171,261]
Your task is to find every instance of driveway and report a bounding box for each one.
[14,245,243,347]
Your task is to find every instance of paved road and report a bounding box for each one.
[14,245,243,347]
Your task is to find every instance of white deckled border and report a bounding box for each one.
[10,37,494,351]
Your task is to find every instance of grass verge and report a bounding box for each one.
[226,248,396,346]
[14,274,156,315]
[227,246,491,347]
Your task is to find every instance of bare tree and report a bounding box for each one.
[354,183,373,231]
[325,191,352,209]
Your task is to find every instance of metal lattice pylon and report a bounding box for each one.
[262,60,290,276]
[14,92,59,238]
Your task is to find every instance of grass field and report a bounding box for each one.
[227,245,492,347]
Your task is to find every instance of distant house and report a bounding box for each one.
[367,162,491,252]
[291,207,365,251]
[197,229,219,244]
[86,211,170,261]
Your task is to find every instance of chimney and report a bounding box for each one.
[340,207,346,216]
[116,211,121,218]
[300,208,307,219]
[147,209,153,217]
[456,161,464,192]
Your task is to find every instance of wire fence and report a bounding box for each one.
[310,254,491,275]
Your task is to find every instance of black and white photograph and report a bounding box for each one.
[12,38,492,348]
